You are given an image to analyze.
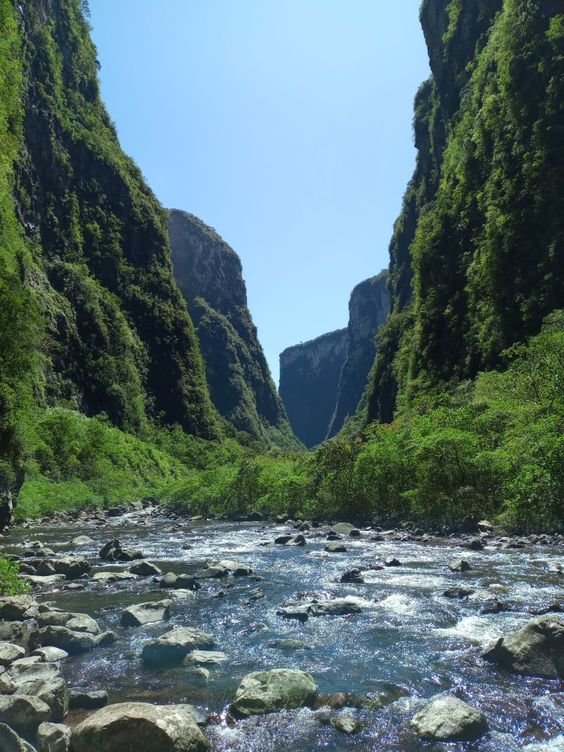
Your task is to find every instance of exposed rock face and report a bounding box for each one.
[169,210,299,450]
[328,271,389,437]
[279,271,389,445]
[279,329,349,448]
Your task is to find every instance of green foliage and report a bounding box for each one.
[0,557,29,596]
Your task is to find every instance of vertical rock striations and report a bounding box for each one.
[328,271,389,437]
[279,330,349,449]
[168,210,300,450]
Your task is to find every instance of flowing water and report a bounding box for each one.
[3,514,563,751]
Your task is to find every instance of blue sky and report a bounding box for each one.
[89,0,429,384]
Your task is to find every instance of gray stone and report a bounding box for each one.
[0,662,68,721]
[69,689,108,710]
[129,560,162,577]
[185,650,227,666]
[37,722,71,752]
[449,559,471,572]
[29,626,99,655]
[331,523,360,537]
[267,639,310,651]
[482,615,564,678]
[99,540,143,562]
[325,543,346,553]
[0,642,25,667]
[0,596,38,621]
[231,668,318,717]
[277,597,362,622]
[70,702,209,752]
[121,600,171,627]
[142,627,216,667]
[411,696,488,741]
[37,612,100,635]
[0,622,33,648]
[0,694,51,733]
[216,560,253,576]
[331,712,363,735]
[0,723,38,752]
[31,648,68,663]
[71,536,95,547]
[92,571,135,584]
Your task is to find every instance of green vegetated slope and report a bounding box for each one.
[369,0,564,421]
[168,210,300,451]
[0,0,223,521]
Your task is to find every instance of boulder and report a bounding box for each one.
[159,573,200,591]
[31,648,68,663]
[128,560,162,577]
[99,540,143,563]
[70,702,209,752]
[410,696,488,741]
[482,615,564,678]
[185,651,227,666]
[0,694,51,733]
[274,535,293,545]
[37,722,71,752]
[0,662,69,721]
[0,596,38,621]
[267,639,310,651]
[331,523,360,537]
[69,689,108,710]
[216,560,253,576]
[142,627,216,668]
[384,557,401,567]
[37,612,100,635]
[443,587,475,599]
[71,536,95,547]
[325,543,346,553]
[449,559,471,572]
[0,622,33,648]
[121,600,171,627]
[231,668,317,717]
[277,598,362,622]
[0,642,26,667]
[0,723,38,752]
[91,571,135,584]
[29,627,99,656]
[340,569,364,584]
[331,712,363,735]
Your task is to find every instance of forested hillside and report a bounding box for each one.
[369,0,564,422]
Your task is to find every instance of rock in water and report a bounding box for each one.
[142,627,216,668]
[410,696,489,741]
[0,722,38,752]
[231,668,318,717]
[0,695,51,734]
[121,600,171,627]
[37,722,71,752]
[482,615,564,678]
[70,702,209,752]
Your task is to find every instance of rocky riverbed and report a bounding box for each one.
[0,507,562,751]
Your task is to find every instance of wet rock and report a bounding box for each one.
[274,535,293,545]
[340,569,364,584]
[449,559,471,572]
[37,612,100,636]
[91,571,135,584]
[277,597,362,622]
[0,695,51,734]
[29,626,100,656]
[0,622,33,648]
[482,615,564,678]
[216,560,253,576]
[185,650,228,666]
[37,722,71,752]
[267,639,311,651]
[106,506,127,518]
[99,540,143,563]
[0,642,25,667]
[480,599,508,614]
[384,557,401,567]
[70,702,209,752]
[0,596,38,621]
[23,575,65,587]
[466,538,484,551]
[30,648,68,663]
[529,602,562,616]
[231,668,318,717]
[331,523,360,537]
[0,722,38,752]
[443,587,475,599]
[71,536,94,547]
[0,661,69,721]
[325,543,346,553]
[142,627,216,668]
[288,534,307,546]
[69,689,108,710]
[121,600,171,627]
[411,696,488,741]
[36,558,90,580]
[129,560,162,577]
[331,712,363,735]
[159,572,200,590]
[477,520,494,533]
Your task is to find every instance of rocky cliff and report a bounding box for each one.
[368,0,564,422]
[328,270,389,437]
[0,0,218,523]
[169,210,300,450]
[279,330,349,448]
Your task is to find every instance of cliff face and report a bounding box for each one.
[169,210,300,450]
[368,0,564,422]
[279,330,348,448]
[0,0,218,523]
[328,271,389,437]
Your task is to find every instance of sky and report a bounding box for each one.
[89,0,430,385]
